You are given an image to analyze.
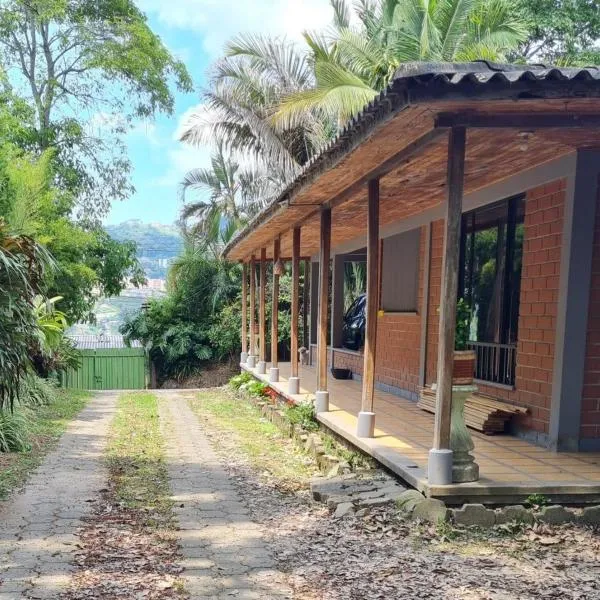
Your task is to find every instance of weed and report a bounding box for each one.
[436,519,461,541]
[285,402,319,431]
[229,372,253,390]
[525,493,549,509]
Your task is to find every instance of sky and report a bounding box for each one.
[104,0,334,226]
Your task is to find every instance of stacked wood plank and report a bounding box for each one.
[417,387,528,435]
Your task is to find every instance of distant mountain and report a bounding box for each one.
[106,220,183,279]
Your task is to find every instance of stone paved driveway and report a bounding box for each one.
[159,392,292,599]
[0,393,117,599]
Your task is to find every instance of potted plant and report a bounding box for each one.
[453,299,476,385]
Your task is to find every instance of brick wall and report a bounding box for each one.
[425,181,565,436]
[581,183,600,440]
[324,226,426,396]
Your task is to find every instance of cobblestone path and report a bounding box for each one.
[159,391,292,600]
[0,393,117,599]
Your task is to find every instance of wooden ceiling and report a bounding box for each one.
[227,97,600,261]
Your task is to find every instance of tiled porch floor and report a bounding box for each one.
[243,362,600,504]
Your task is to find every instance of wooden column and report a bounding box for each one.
[249,255,256,358]
[317,208,331,393]
[241,262,248,359]
[290,228,301,378]
[258,247,267,368]
[302,260,310,347]
[433,127,466,450]
[271,238,280,370]
[360,180,380,420]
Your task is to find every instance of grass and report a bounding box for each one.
[189,389,318,489]
[0,389,90,499]
[107,392,172,523]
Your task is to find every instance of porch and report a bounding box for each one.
[242,362,600,505]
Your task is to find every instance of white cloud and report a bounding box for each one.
[137,0,333,56]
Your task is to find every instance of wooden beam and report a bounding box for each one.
[361,179,380,414]
[435,112,600,130]
[271,238,280,369]
[433,127,466,450]
[237,128,446,265]
[249,255,256,357]
[298,128,445,212]
[317,209,332,392]
[241,262,248,355]
[259,248,266,363]
[291,228,301,378]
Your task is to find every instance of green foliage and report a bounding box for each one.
[122,236,246,382]
[285,401,319,431]
[240,380,269,398]
[525,493,549,509]
[18,374,59,407]
[229,372,253,390]
[1,140,146,323]
[180,143,276,252]
[0,218,52,409]
[0,408,32,453]
[455,298,471,351]
[516,0,600,64]
[0,0,192,219]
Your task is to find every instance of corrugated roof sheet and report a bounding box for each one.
[223,61,600,258]
[69,335,143,350]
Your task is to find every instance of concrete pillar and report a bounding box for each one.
[550,150,600,451]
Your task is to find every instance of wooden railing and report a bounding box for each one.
[467,341,517,387]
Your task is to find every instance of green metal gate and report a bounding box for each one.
[61,347,147,390]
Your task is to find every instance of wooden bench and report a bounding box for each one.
[418,387,529,435]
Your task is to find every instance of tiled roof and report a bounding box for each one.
[223,61,600,258]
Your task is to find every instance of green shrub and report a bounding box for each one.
[229,372,253,390]
[0,408,31,452]
[285,402,319,431]
[242,380,269,398]
[18,374,58,406]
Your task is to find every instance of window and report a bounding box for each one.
[381,228,420,312]
[459,195,525,385]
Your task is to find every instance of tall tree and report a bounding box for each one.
[276,0,527,124]
[179,35,333,181]
[0,0,192,219]
[179,142,277,255]
[516,0,600,64]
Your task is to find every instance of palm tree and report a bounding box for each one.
[275,0,528,125]
[179,143,277,255]
[179,35,334,181]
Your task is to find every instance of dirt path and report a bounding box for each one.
[0,393,117,599]
[159,391,292,599]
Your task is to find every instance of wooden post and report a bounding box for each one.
[291,229,301,377]
[288,228,301,394]
[316,208,331,412]
[241,262,248,363]
[258,247,267,373]
[302,259,310,347]
[433,127,466,450]
[357,180,380,437]
[270,238,281,382]
[248,255,256,368]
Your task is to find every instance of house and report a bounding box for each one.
[224,62,600,503]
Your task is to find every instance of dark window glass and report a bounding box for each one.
[459,196,524,385]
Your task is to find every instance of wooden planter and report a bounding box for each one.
[452,349,476,386]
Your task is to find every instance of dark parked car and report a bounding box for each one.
[342,294,366,351]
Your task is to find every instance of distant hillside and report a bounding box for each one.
[106,220,183,278]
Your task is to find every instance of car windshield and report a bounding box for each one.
[345,295,365,320]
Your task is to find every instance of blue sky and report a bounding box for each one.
[104,0,333,226]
